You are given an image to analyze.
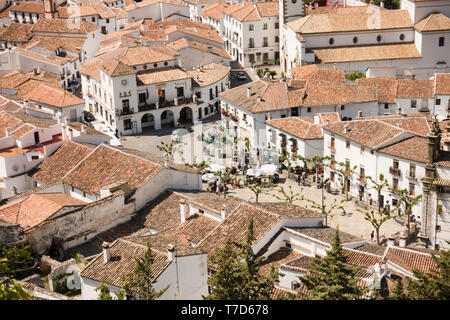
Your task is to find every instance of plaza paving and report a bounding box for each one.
[120,119,405,243]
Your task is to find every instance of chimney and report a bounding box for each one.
[102,242,111,263]
[33,68,38,76]
[399,229,407,248]
[380,1,384,8]
[68,128,73,140]
[357,110,363,117]
[221,204,228,220]
[81,125,87,134]
[164,158,170,168]
[179,199,187,223]
[344,125,350,133]
[167,244,175,261]
[247,87,251,97]
[5,128,9,137]
[387,235,395,247]
[61,125,67,141]
[397,106,402,115]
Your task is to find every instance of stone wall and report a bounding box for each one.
[0,223,22,245]
[25,191,136,255]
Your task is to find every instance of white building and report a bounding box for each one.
[124,0,190,23]
[180,0,223,22]
[80,45,230,137]
[222,1,279,66]
[280,0,450,79]
[8,2,44,24]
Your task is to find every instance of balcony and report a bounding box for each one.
[389,167,401,176]
[138,103,157,112]
[116,108,134,116]
[328,145,335,151]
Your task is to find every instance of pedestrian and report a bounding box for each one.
[370,231,374,242]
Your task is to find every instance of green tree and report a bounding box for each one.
[0,258,31,300]
[0,243,34,279]
[204,218,280,300]
[96,282,125,300]
[298,227,367,300]
[214,169,236,198]
[304,196,345,227]
[185,158,210,174]
[345,72,366,81]
[156,140,182,161]
[391,279,408,300]
[404,248,450,300]
[121,242,169,300]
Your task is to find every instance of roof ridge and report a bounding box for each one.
[388,245,436,257]
[342,245,384,258]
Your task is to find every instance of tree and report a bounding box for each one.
[185,158,210,174]
[391,279,408,300]
[271,185,304,204]
[278,145,300,179]
[304,196,345,227]
[204,218,280,300]
[156,140,182,160]
[404,248,450,300]
[121,242,169,300]
[396,188,422,235]
[329,161,358,201]
[244,177,273,203]
[309,155,330,186]
[0,243,34,279]
[214,169,236,198]
[297,227,367,300]
[96,282,125,300]
[0,258,31,300]
[358,174,400,245]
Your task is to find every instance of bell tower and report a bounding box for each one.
[279,0,306,24]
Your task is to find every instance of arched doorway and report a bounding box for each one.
[141,113,155,131]
[160,110,175,128]
[178,107,193,125]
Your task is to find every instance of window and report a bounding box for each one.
[291,107,298,116]
[92,17,95,22]
[249,24,254,31]
[249,53,255,63]
[249,38,254,48]
[436,98,441,105]
[275,36,279,43]
[124,119,132,130]
[275,22,279,29]
[106,18,109,23]
[291,281,300,290]
[330,171,335,182]
[143,64,147,69]
[164,62,168,66]
[393,159,399,169]
[439,37,445,47]
[360,166,365,181]
[122,99,129,110]
[353,37,358,44]
[400,34,405,41]
[292,0,297,3]
[411,100,417,108]
[263,52,268,62]
[393,178,399,190]
[263,37,268,47]
[377,35,382,42]
[409,183,415,196]
[285,242,291,248]
[346,139,350,149]
[177,86,184,98]
[330,136,335,149]
[262,23,268,30]
[307,107,311,113]
[329,38,334,45]
[384,103,389,109]
[409,164,416,178]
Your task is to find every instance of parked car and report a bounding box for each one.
[83,110,95,123]
[237,72,247,80]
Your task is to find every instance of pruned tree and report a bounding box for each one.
[244,177,274,203]
[329,161,358,201]
[278,145,301,179]
[214,169,236,198]
[156,140,182,160]
[271,185,304,204]
[121,242,169,300]
[396,188,422,235]
[304,196,345,227]
[308,155,331,185]
[185,158,210,174]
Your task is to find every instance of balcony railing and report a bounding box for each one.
[389,167,401,176]
[116,108,134,116]
[138,103,157,112]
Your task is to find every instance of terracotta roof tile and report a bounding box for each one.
[356,77,397,103]
[63,144,164,194]
[265,117,323,139]
[80,238,171,288]
[435,73,450,95]
[201,2,230,20]
[386,247,439,274]
[136,67,190,85]
[0,23,32,42]
[30,18,100,34]
[24,84,84,108]
[415,13,450,32]
[187,63,231,87]
[9,2,43,13]
[290,65,345,83]
[167,38,230,59]
[0,193,86,230]
[287,9,413,34]
[286,226,363,244]
[314,43,421,64]
[378,136,432,163]
[259,247,305,277]
[396,79,434,98]
[31,140,95,185]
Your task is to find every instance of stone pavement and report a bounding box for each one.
[218,173,405,242]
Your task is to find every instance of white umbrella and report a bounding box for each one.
[246,168,262,177]
[209,163,226,173]
[260,164,278,176]
[202,173,218,181]
[290,160,305,168]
